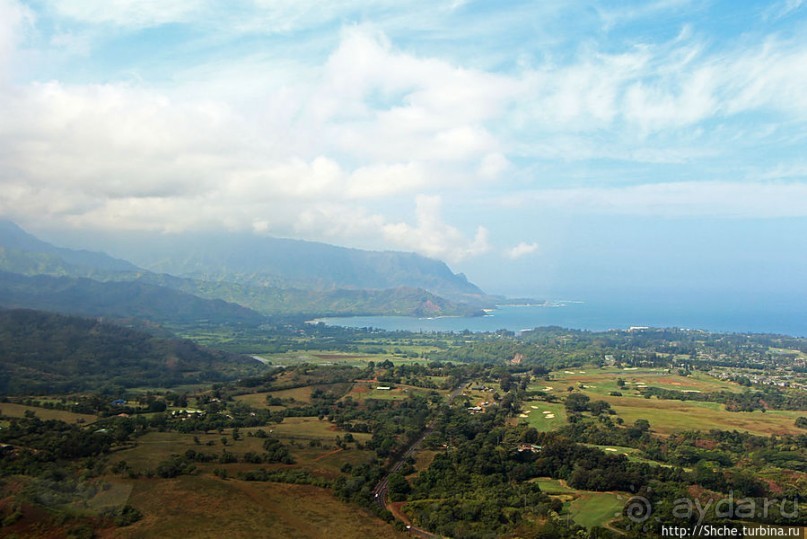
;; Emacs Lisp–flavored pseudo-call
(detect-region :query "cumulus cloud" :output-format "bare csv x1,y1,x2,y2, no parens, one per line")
381,196,490,263
2,5,807,265
505,242,539,260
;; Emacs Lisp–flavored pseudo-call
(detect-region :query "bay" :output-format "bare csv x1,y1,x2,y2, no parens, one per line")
314,297,807,337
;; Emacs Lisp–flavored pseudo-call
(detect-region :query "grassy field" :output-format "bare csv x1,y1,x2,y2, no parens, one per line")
109,423,376,481
569,492,625,529
542,367,743,399
258,350,433,368
517,401,567,432
267,417,351,440
407,449,439,479
0,403,97,424
530,477,577,494
595,395,805,436
531,366,804,436
105,475,408,539
529,478,626,529
234,382,356,409
341,383,439,402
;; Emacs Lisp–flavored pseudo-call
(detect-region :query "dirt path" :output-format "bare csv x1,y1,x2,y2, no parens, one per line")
313,447,344,462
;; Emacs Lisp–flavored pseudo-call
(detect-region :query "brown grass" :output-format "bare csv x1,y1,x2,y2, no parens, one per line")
0,403,97,424
100,475,408,539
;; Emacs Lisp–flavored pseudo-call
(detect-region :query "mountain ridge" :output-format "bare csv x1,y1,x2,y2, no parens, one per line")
100,230,489,304
0,220,492,318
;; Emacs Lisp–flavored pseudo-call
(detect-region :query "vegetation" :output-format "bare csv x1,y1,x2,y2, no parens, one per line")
0,309,259,394
0,307,806,537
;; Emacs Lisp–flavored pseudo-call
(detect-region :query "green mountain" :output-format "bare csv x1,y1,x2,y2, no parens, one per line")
141,275,483,317
0,309,258,394
0,221,491,317
93,230,492,305
0,271,266,326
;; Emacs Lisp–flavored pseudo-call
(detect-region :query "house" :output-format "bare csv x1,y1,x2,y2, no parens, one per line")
517,443,542,453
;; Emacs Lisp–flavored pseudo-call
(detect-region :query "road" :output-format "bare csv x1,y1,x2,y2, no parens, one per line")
372,382,468,538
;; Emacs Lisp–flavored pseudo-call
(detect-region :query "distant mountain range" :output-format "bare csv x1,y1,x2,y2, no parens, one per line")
92,229,489,305
0,220,495,321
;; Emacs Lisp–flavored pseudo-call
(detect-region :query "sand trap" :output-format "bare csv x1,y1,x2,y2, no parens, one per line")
578,371,586,374
519,414,529,418
564,371,575,374
543,386,554,391
531,406,539,409
605,448,618,452
543,410,552,414
546,414,555,419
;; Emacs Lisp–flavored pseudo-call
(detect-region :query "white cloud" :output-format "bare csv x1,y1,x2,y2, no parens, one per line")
505,242,539,260
380,195,490,263
45,0,206,28
3,8,807,267
290,195,489,263
763,0,804,21
0,0,32,75
346,162,427,198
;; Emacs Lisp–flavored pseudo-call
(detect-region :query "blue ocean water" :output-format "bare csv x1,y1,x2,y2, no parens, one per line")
315,296,807,337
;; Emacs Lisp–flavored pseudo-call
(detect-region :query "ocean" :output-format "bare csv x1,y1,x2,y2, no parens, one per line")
314,296,807,337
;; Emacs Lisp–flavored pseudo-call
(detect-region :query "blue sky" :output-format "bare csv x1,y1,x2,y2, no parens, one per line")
1,0,806,300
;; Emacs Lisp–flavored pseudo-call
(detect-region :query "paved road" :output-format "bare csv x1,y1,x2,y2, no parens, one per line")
372,382,468,538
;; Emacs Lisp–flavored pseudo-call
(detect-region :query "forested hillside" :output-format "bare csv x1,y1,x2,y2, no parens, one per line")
0,309,258,394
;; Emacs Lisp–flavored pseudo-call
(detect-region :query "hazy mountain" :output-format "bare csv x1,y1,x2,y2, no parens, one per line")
140,275,484,317
0,220,138,275
0,221,493,317
95,231,491,305
0,308,258,394
0,271,266,326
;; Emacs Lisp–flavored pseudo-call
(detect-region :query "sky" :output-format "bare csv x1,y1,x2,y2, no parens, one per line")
1,0,806,301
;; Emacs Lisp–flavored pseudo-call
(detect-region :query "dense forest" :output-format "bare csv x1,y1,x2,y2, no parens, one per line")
0,309,258,394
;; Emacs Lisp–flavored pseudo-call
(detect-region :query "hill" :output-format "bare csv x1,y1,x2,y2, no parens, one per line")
0,309,259,394
0,271,267,326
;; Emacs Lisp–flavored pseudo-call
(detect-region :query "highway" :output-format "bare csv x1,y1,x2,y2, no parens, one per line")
372,381,468,538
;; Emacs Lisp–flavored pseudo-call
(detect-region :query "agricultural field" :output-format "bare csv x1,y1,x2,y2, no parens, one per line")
0,402,97,424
